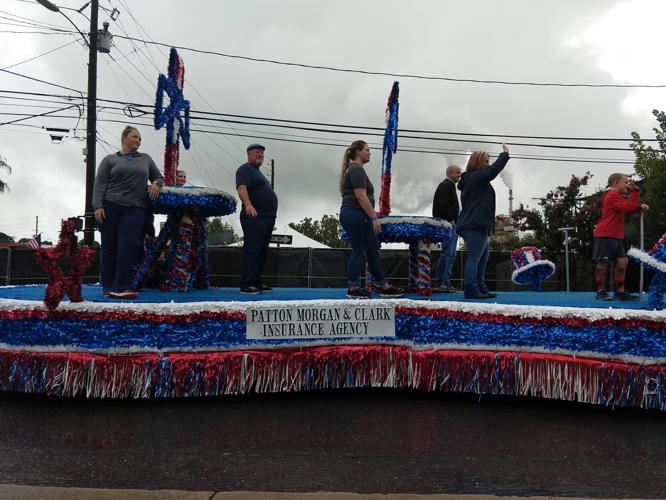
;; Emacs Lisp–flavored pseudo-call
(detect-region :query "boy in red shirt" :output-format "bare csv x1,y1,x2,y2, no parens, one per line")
592,173,649,301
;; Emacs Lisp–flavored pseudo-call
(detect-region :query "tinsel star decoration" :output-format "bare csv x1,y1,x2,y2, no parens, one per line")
154,47,191,186
33,219,97,311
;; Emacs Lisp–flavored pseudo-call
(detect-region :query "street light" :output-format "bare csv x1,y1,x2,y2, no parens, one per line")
35,0,90,48
36,0,111,246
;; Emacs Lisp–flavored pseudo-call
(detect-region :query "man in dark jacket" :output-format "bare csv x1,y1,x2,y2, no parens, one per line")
432,164,461,292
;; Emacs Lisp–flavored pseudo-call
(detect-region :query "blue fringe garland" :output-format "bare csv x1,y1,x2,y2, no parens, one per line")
149,188,236,217
1,312,664,359
341,216,452,244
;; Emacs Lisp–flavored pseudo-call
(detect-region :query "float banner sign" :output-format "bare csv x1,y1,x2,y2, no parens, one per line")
245,304,396,339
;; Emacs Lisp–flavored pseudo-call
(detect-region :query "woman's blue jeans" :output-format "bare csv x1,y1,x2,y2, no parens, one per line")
339,207,385,287
458,228,490,295
99,201,146,293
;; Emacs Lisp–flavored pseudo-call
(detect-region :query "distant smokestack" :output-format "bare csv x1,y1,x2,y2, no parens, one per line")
509,189,514,218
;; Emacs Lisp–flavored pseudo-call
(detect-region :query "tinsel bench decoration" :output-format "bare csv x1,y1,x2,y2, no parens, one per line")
132,186,237,291
375,215,451,295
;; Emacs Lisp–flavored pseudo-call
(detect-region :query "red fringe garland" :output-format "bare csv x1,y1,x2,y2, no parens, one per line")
0,308,246,322
0,346,663,409
163,143,179,186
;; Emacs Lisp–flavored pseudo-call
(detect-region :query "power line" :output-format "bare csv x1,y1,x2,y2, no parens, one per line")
103,100,658,145
179,115,644,152
0,104,78,126
4,18,665,89
0,9,69,30
89,115,638,165
0,68,83,94
104,2,246,173
101,6,240,187
0,39,79,71
107,34,666,89
0,24,73,34
108,1,247,157
0,90,654,159
0,89,657,149
0,105,644,162
0,99,648,159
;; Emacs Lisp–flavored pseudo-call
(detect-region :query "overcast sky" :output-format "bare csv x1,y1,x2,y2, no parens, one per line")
1,0,666,243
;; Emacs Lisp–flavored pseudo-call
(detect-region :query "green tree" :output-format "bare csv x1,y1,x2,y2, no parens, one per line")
512,173,600,255
631,109,666,243
489,218,542,251
18,237,53,246
206,217,241,246
0,232,14,243
289,214,350,248
0,156,10,193
511,173,604,288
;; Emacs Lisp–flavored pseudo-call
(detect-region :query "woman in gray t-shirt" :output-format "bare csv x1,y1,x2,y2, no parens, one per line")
92,126,163,299
338,140,402,299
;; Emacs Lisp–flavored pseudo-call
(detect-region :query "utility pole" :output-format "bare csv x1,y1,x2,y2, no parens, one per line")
558,227,575,292
36,0,107,247
270,158,275,189
83,0,99,247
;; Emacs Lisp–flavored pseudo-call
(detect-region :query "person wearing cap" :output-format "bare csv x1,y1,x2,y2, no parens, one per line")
235,144,278,294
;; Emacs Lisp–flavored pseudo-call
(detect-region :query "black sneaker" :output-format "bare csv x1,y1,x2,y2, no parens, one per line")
347,287,370,299
258,283,273,292
240,286,262,295
433,285,456,293
379,284,404,298
613,290,639,301
596,291,612,301
480,292,497,299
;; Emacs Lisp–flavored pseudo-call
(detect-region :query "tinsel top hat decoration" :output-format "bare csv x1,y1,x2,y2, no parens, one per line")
628,232,666,310
511,246,556,292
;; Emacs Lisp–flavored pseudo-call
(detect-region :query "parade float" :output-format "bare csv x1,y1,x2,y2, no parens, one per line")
0,50,663,411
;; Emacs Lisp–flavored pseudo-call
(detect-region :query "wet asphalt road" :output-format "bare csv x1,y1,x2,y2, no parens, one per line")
0,390,663,497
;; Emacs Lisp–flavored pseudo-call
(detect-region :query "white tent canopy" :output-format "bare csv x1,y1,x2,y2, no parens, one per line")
227,224,331,248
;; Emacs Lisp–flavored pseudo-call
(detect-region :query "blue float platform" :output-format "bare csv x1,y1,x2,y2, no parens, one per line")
0,285,650,309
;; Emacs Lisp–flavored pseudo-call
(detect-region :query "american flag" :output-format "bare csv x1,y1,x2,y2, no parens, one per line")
27,233,41,250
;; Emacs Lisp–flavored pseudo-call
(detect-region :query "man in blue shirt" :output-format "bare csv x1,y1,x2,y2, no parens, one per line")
236,144,278,294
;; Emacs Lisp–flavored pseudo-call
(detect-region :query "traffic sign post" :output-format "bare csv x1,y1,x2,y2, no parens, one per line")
269,233,292,288
270,234,293,246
